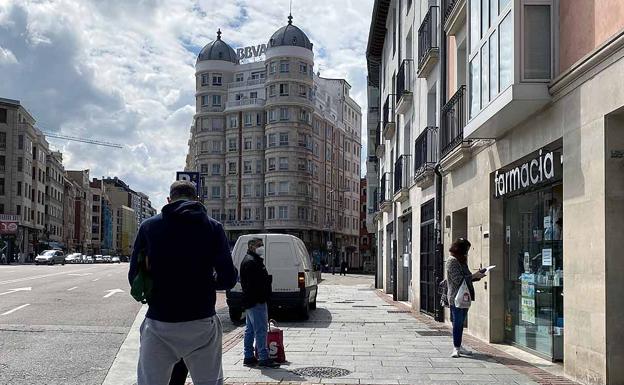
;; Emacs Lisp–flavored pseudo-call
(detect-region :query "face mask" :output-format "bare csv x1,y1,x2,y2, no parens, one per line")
255,246,265,256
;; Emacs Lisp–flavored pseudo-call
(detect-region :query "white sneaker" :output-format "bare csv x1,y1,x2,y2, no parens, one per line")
459,346,473,355
451,348,460,358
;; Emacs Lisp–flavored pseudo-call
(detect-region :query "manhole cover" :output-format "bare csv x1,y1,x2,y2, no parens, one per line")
416,330,452,336
291,366,351,378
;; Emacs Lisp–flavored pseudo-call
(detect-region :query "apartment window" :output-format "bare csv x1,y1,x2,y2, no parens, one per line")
268,158,276,171
279,157,288,170
17,157,23,172
255,207,262,220
244,113,253,126
279,107,289,121
248,91,257,99
229,116,238,128
228,138,237,152
267,206,275,219
268,133,276,147
228,209,236,220
0,178,4,196
244,161,252,174
267,182,275,195
256,113,262,126
228,162,237,175
212,95,222,107
212,73,222,86
243,208,252,220
200,163,209,173
212,118,224,131
299,109,309,122
269,61,276,74
299,62,307,73
279,83,289,96
17,181,22,196
278,181,289,195
201,95,209,106
244,137,252,150
269,85,276,97
392,7,397,56
201,73,209,86
255,183,262,197
523,4,552,80
211,209,220,219
211,186,221,198
243,184,252,197
279,60,289,73
298,85,307,97
0,132,5,150
227,184,236,198
235,73,244,82
278,206,288,219
279,133,289,146
211,140,222,153
256,137,263,150
251,71,265,79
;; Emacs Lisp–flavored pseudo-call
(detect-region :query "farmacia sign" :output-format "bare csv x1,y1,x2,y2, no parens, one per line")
494,150,559,198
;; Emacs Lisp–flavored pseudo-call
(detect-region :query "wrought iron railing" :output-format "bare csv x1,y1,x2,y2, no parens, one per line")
394,155,412,193
382,94,395,127
440,86,466,158
414,127,438,175
379,173,392,203
397,59,413,102
444,0,461,24
418,6,439,70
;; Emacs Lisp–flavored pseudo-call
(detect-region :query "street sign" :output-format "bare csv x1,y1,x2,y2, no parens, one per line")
176,171,201,197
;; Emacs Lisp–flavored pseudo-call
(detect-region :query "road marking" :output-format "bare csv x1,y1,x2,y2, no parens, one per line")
103,289,124,298
68,273,93,276
67,286,78,291
1,304,30,316
92,278,100,282
0,267,97,286
0,287,32,296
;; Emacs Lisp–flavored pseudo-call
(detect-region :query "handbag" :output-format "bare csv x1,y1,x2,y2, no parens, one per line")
454,279,472,309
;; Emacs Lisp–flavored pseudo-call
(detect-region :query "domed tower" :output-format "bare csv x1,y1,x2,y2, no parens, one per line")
263,15,316,237
192,29,238,218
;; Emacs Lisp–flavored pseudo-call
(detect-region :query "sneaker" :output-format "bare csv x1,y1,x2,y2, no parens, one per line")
451,348,460,358
459,346,473,356
243,357,258,367
258,359,280,368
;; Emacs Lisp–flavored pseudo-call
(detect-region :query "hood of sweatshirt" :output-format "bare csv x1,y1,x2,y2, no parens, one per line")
161,200,207,223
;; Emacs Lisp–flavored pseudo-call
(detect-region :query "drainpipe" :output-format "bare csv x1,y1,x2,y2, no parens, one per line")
434,0,447,323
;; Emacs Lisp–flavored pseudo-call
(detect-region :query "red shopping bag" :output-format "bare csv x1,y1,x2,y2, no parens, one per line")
267,320,286,363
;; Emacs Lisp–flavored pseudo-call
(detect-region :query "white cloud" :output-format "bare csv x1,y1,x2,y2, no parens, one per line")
0,0,374,209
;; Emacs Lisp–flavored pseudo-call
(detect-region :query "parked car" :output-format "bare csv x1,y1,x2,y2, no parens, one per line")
94,255,103,263
226,234,318,322
65,253,82,264
35,250,65,265
85,255,94,264
111,256,121,264
103,255,112,263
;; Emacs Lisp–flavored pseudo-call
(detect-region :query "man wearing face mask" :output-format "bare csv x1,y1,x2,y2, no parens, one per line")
239,238,279,368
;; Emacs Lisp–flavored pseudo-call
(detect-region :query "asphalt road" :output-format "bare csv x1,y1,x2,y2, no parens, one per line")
0,263,142,385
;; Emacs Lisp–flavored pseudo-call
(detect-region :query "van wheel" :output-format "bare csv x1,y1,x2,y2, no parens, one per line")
229,308,242,323
309,294,317,310
299,300,310,320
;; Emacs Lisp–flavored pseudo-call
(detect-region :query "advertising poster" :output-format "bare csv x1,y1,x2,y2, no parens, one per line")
522,281,535,297
521,298,536,324
542,248,553,266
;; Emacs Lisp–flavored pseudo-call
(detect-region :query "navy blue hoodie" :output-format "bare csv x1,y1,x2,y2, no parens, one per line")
128,200,237,322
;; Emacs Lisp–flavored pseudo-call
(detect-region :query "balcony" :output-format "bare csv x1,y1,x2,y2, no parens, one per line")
440,86,471,170
413,127,438,188
200,105,225,113
396,59,414,114
379,173,392,213
393,155,411,203
444,0,466,34
417,6,439,78
225,98,266,110
382,94,396,140
227,78,266,89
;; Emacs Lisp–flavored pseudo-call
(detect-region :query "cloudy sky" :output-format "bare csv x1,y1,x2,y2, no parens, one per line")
0,0,373,209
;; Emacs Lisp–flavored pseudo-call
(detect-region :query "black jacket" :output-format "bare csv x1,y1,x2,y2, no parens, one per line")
239,251,272,309
128,200,237,322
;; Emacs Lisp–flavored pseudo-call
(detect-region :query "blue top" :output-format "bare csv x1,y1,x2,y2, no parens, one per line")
128,200,237,322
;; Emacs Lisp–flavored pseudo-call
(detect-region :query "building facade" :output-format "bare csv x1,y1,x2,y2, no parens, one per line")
44,151,65,247
66,170,92,253
367,1,624,384
62,176,76,252
185,19,362,260
359,178,374,273
116,205,136,257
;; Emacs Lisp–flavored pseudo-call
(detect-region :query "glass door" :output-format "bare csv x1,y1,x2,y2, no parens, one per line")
420,200,436,315
503,184,563,361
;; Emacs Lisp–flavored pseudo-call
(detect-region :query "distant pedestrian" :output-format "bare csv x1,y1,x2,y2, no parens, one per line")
340,260,347,276
129,180,238,385
240,237,279,368
332,255,339,275
446,238,486,358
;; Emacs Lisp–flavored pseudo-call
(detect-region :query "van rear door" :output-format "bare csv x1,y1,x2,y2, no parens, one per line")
266,239,298,292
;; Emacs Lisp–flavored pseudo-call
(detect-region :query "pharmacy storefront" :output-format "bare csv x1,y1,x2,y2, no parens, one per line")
493,141,564,361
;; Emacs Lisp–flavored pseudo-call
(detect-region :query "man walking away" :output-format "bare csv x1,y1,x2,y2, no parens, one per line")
129,181,237,385
340,260,348,276
240,238,280,368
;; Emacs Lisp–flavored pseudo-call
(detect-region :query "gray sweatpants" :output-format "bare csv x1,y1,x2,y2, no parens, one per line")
137,315,223,385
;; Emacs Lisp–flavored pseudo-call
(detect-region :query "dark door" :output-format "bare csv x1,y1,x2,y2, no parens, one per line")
401,216,412,300
420,200,436,315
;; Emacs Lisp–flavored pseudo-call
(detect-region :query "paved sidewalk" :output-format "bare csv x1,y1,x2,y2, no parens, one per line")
219,274,542,384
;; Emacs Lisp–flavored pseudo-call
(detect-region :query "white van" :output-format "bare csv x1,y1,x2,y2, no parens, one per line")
226,234,318,321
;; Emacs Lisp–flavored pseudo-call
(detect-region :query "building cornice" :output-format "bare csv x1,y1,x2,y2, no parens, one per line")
549,28,624,99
